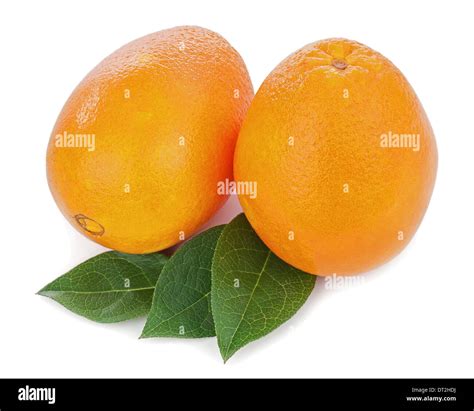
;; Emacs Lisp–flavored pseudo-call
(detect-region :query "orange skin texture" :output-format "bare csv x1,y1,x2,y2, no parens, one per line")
47,26,253,253
234,38,437,276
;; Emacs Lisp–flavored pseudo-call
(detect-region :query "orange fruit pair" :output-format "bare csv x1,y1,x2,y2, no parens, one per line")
47,29,437,276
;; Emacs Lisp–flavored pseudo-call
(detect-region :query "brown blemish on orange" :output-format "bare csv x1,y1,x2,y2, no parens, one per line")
74,214,105,236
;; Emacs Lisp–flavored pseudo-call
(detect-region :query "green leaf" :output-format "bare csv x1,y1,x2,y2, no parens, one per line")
141,225,224,339
38,251,168,323
211,214,316,362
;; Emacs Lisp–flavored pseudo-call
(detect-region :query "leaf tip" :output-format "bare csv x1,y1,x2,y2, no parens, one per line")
221,352,235,364
139,329,151,340
218,344,234,364
36,288,47,296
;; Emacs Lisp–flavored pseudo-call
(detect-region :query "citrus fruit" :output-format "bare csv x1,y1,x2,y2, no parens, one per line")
47,26,253,253
234,38,437,276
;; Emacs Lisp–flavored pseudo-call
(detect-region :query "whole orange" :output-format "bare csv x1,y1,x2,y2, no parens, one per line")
47,26,253,253
234,38,437,276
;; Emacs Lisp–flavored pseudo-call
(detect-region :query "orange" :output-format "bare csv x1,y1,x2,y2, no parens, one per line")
234,38,437,276
47,26,253,253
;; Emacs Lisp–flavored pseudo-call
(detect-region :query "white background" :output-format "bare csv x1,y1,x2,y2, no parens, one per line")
1,0,473,378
